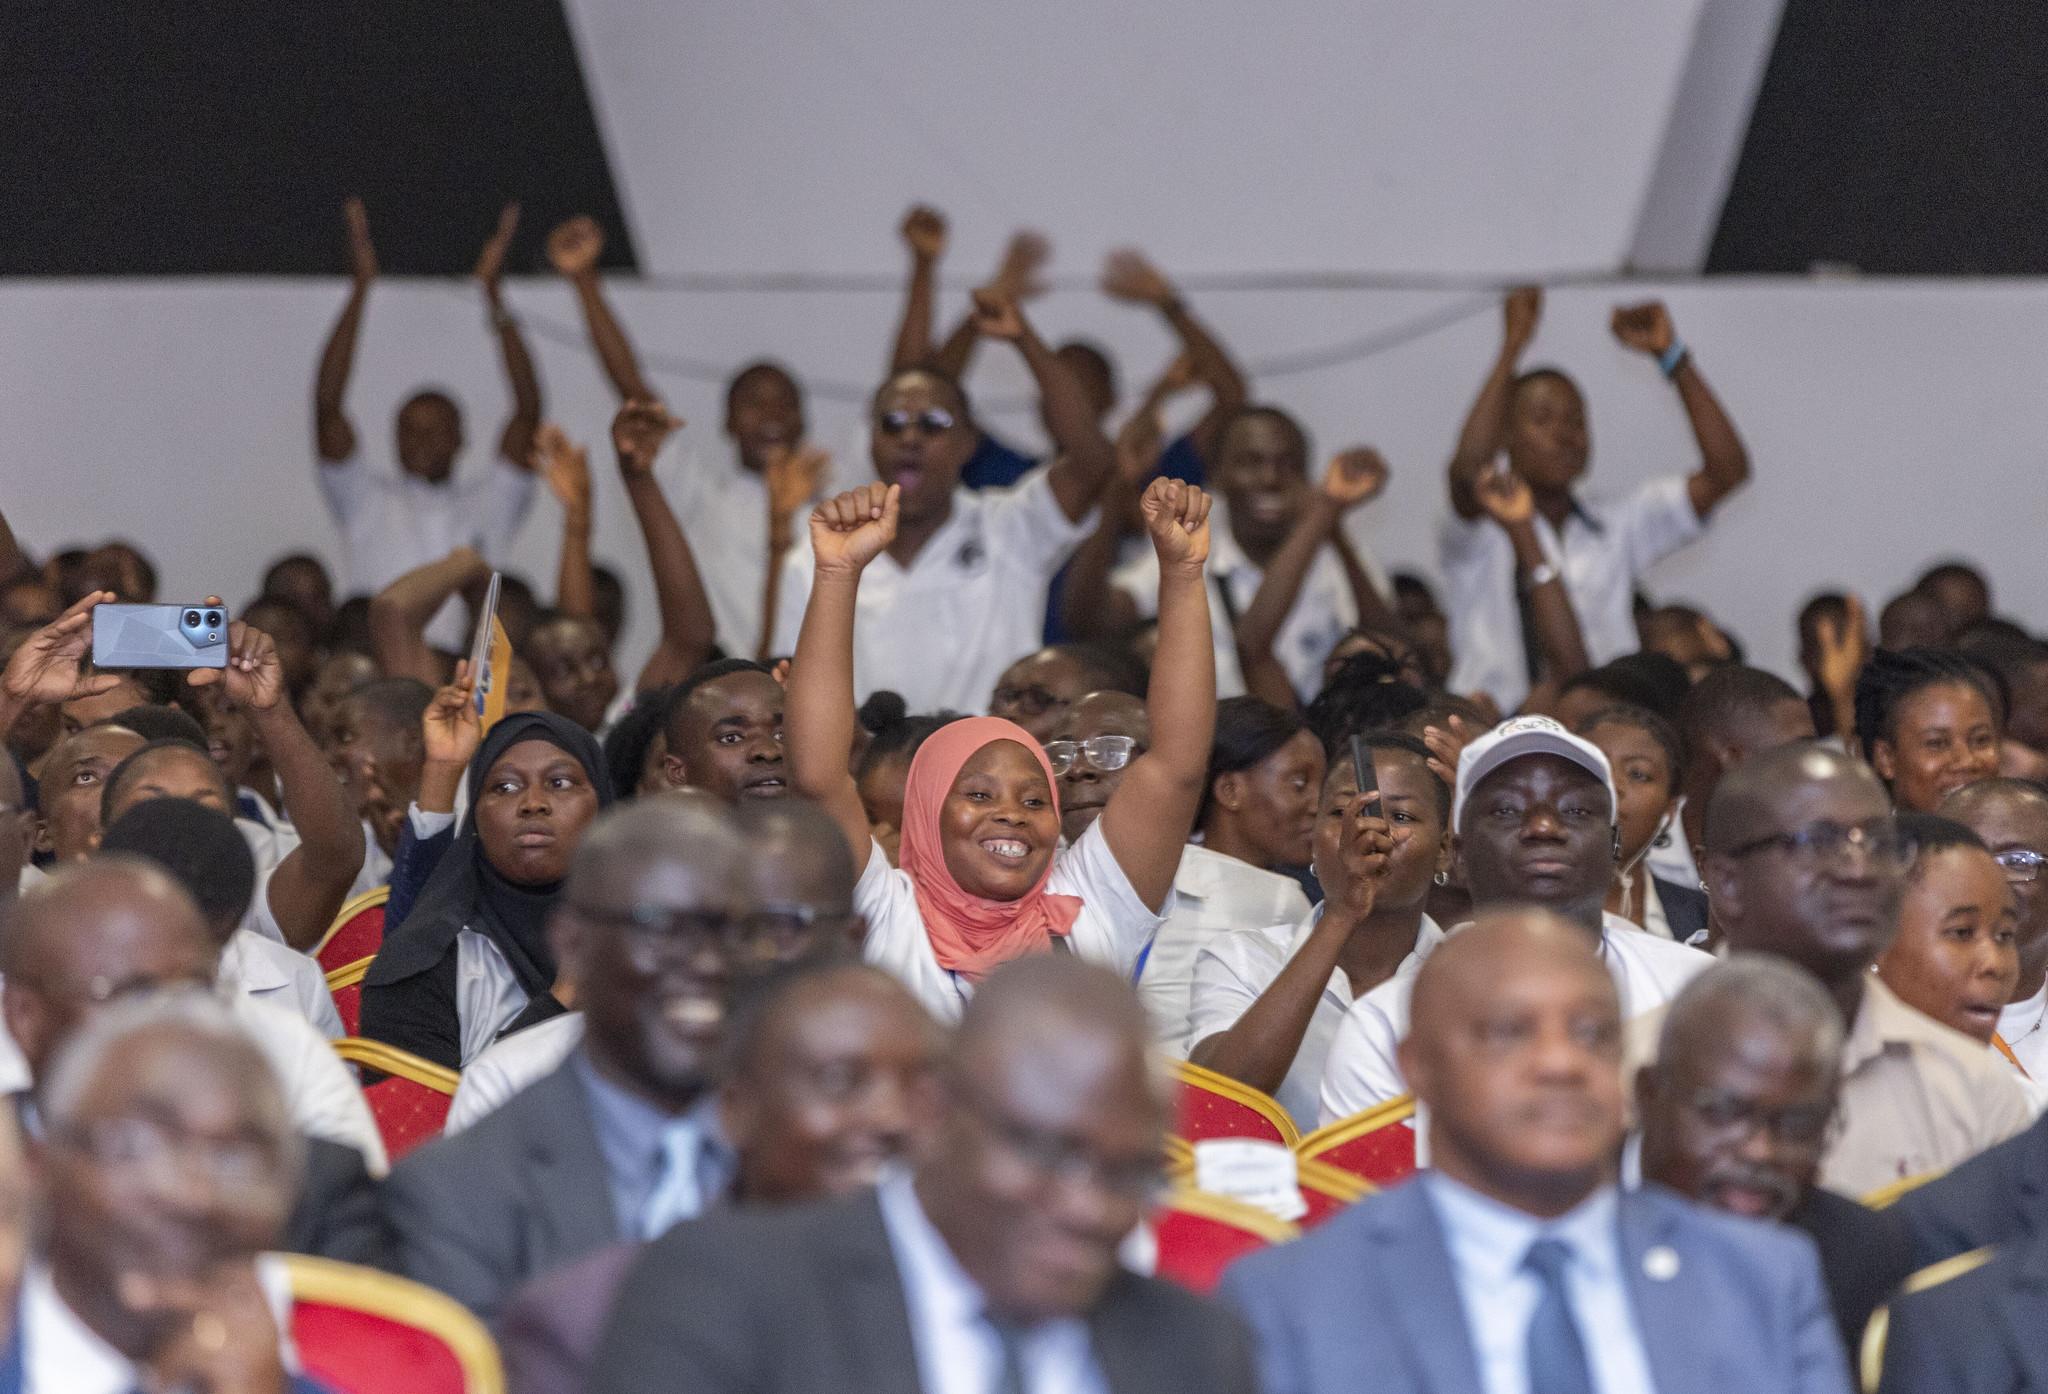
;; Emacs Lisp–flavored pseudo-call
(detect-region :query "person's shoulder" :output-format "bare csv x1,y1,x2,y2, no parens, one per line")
1095,1266,1254,1358
1229,1178,1418,1292
1631,1183,1823,1278
231,992,332,1056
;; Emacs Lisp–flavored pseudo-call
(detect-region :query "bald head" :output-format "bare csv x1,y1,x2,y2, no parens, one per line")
957,955,1156,1085
566,795,746,901
1703,741,1885,857
733,797,860,916
1657,956,1844,1079
1407,908,1617,1048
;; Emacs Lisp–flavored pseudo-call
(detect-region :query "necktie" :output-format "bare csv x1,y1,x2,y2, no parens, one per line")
639,1122,705,1239
984,1312,1030,1394
1523,1237,1595,1394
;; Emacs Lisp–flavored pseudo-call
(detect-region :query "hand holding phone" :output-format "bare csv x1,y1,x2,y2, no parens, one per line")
1349,734,1382,819
91,603,229,670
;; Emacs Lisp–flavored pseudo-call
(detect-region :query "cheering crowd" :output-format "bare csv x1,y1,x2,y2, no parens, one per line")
0,197,2042,1392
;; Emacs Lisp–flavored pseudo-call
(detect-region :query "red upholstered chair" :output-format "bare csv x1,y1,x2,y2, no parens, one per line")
1151,1190,1299,1294
332,1038,458,1162
1294,1157,1373,1229
1296,1096,1419,1186
324,958,370,1037
1171,1060,1300,1148
317,887,390,979
283,1253,503,1394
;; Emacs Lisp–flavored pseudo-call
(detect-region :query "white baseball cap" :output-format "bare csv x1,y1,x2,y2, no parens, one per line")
1451,715,1618,832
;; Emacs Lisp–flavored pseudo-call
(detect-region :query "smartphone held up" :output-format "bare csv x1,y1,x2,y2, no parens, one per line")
91,603,230,669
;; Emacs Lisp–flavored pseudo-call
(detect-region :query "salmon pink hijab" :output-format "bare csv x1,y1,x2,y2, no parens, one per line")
899,716,1083,982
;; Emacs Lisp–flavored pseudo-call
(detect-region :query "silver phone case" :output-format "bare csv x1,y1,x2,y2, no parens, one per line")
91,603,230,669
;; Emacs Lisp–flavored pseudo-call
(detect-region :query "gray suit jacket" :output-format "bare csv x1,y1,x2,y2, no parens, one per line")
1220,1178,1852,1394
587,1188,1259,1394
1881,1235,2048,1393
383,1058,618,1324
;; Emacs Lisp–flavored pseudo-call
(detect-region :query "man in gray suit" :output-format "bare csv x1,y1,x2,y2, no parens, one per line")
384,797,752,1322
589,956,1259,1394
1222,908,1852,1394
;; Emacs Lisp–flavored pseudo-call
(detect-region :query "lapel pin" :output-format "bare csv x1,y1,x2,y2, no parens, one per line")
1643,1246,1680,1281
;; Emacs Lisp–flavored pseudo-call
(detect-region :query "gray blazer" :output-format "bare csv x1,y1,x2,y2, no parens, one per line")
587,1188,1259,1394
383,1058,618,1324
1220,1179,1852,1394
1881,1235,2048,1394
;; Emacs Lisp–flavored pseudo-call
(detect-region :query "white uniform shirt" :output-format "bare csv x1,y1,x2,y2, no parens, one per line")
2000,978,2048,1082
316,453,536,648
858,818,1165,1024
1138,846,1310,1053
1318,913,1712,1126
1187,909,1445,1130
220,929,343,1039
453,931,530,1067
769,468,1093,712
1441,475,1703,712
444,1010,586,1135
1111,499,1387,702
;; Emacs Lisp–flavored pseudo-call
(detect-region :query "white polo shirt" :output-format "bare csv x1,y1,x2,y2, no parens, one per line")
1317,913,1711,1126
316,452,536,647
443,1010,585,1135
857,817,1165,1023
1136,845,1310,1054
1440,475,1704,712
220,929,343,1039
1187,908,1444,1130
768,467,1094,712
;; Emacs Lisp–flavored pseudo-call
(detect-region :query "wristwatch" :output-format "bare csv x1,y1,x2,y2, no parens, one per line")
1524,561,1560,589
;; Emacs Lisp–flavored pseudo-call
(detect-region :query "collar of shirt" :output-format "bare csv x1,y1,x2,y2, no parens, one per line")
1424,1171,1625,1290
220,930,294,995
1173,844,1298,906
572,1048,735,1220
1840,975,1950,1077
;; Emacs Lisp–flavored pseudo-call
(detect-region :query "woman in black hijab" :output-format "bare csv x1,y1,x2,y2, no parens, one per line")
360,710,614,1069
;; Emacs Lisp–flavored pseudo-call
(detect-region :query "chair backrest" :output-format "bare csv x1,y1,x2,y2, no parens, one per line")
317,887,390,978
1171,1059,1300,1147
332,1037,459,1162
1857,1246,1994,1394
325,957,371,1037
282,1252,503,1394
1295,1096,1419,1186
1862,1169,1943,1210
1151,1189,1300,1294
1294,1156,1373,1229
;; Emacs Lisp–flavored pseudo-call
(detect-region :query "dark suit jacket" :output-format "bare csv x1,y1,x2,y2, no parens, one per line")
588,1188,1259,1394
383,1057,617,1324
1893,1109,2048,1265
1787,1187,1919,1359
498,1242,636,1394
1220,1179,1851,1394
1653,875,1710,943
1881,1231,2048,1392
284,1136,391,1270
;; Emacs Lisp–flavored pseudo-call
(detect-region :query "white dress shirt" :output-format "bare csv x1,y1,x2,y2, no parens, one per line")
1441,475,1703,713
1139,846,1310,1053
1423,1175,1661,1394
858,818,1166,1024
316,452,536,648
1319,913,1712,1126
1999,977,2048,1082
444,1010,586,1135
220,929,343,1039
768,467,1093,712
21,1256,298,1394
876,1171,1108,1394
1186,908,1444,1130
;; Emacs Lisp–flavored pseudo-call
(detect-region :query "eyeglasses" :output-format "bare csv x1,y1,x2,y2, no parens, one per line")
1996,849,2048,884
570,902,836,970
956,1083,1166,1204
1043,735,1144,777
992,685,1068,719
876,407,957,438
1684,1088,1834,1148
56,1115,285,1190
1724,819,1906,871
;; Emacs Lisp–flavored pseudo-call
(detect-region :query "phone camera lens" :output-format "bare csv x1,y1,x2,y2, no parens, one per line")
206,611,222,627
184,611,201,626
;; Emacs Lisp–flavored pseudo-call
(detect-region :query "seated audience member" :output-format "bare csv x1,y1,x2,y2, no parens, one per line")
1440,288,1751,714
496,960,943,1394
1046,690,1149,846
323,675,431,862
100,799,342,1037
261,550,338,639
1224,911,1849,1394
298,650,378,745
1857,647,2002,813
787,479,1214,1021
1577,704,1705,940
1549,652,1693,732
1879,588,1950,654
987,643,1142,745
385,799,753,1321
313,199,540,648
1140,697,1322,1047
592,956,1258,1394
1943,778,2048,1078
2,857,385,1172
1188,733,1446,1127
21,991,344,1393
1668,661,1818,892
525,611,619,734
361,709,614,1070
768,292,1118,712
182,681,281,827
855,698,960,865
1671,741,2031,1194
27,723,142,866
660,660,788,802
601,683,677,801
1391,572,1453,686
1318,717,1712,1124
443,795,864,1133
1635,958,1919,1357
1917,559,1993,640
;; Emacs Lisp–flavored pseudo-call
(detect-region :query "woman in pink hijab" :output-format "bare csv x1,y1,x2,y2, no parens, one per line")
787,476,1218,1019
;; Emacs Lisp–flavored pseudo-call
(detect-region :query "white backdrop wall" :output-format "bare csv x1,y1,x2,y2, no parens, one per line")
1,275,2039,690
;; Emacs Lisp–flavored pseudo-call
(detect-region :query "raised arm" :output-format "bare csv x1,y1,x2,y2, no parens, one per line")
889,205,947,372
1096,479,1216,911
969,289,1115,521
788,484,904,866
1610,302,1751,518
1102,250,1248,460
929,230,1049,381
416,662,483,817
188,613,364,950
534,424,596,619
1054,412,1155,640
1236,449,1390,708
1446,286,1540,520
313,199,377,463
0,592,122,744
367,547,492,686
759,443,830,660
1473,467,1590,695
611,399,718,690
474,204,542,468
548,216,654,401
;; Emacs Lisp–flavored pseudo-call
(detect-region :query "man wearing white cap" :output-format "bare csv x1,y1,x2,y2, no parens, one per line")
1318,715,1713,1125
